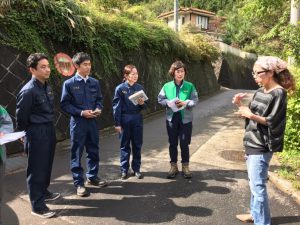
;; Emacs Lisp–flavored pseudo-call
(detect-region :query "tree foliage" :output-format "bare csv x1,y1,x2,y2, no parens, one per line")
280,67,300,189
220,0,300,188
127,0,239,15
0,0,219,76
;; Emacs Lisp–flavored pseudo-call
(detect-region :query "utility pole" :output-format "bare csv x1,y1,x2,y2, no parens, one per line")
174,0,179,32
289,0,300,64
290,0,300,25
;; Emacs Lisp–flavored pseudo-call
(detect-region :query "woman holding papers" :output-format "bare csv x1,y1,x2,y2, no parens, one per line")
0,105,13,225
112,64,148,180
158,61,198,179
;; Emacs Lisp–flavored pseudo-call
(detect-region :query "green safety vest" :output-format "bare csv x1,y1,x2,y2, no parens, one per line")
0,106,9,161
163,80,196,119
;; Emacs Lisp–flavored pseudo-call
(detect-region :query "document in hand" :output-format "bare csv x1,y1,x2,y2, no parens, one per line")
128,90,148,105
167,97,184,112
0,131,26,145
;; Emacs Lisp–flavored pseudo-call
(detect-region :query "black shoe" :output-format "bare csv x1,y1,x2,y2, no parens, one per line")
121,172,128,180
31,207,56,218
45,192,61,202
86,177,108,187
134,172,143,179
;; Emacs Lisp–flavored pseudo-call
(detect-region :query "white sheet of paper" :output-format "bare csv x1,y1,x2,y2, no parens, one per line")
0,131,26,145
128,90,148,105
167,98,184,112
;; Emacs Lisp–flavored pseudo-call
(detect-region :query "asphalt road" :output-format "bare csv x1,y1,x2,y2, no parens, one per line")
3,89,300,225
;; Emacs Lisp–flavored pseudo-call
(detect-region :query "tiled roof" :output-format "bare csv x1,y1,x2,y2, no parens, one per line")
158,7,216,18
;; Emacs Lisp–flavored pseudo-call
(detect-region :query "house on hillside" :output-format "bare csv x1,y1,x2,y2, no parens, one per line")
158,7,225,40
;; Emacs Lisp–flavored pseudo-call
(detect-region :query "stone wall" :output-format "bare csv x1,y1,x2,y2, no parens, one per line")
0,46,28,154
0,45,220,155
0,46,71,154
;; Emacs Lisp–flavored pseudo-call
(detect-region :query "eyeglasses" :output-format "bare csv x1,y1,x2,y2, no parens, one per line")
252,70,268,77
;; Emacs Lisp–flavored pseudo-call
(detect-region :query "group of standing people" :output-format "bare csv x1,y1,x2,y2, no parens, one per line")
0,52,296,225
3,52,198,219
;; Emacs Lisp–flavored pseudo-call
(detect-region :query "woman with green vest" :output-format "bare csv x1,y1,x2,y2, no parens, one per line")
157,61,198,179
0,105,13,225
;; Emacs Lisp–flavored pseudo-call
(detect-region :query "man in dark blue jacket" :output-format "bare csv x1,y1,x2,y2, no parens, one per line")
60,52,107,197
16,53,59,219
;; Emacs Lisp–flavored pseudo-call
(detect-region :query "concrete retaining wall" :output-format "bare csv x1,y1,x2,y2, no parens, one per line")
217,42,259,90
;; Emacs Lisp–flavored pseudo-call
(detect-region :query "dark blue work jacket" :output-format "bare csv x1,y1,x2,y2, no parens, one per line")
16,77,55,131
60,73,103,117
112,82,147,126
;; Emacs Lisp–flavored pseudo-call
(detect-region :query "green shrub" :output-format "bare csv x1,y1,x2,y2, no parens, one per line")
280,25,300,65
179,31,220,61
284,67,300,151
278,66,300,189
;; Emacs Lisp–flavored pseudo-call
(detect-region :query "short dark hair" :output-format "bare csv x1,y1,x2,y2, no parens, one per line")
72,52,91,66
168,60,186,77
26,53,48,69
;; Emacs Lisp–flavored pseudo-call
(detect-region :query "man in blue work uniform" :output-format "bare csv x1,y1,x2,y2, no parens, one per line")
16,53,60,219
60,52,107,197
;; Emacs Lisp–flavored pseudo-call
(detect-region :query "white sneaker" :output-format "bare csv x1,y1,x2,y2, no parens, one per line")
77,186,89,197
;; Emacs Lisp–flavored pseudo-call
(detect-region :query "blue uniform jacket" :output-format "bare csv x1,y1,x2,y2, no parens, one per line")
60,74,103,117
112,82,147,127
16,78,55,131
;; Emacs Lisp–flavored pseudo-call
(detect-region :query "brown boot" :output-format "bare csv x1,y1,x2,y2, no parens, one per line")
236,214,254,222
182,163,192,179
167,163,179,178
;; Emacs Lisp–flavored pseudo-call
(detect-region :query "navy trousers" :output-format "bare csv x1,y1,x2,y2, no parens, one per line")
120,114,143,173
166,113,192,163
70,117,99,187
25,123,56,212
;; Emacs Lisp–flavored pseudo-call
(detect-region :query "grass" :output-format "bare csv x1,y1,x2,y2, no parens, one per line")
277,149,300,190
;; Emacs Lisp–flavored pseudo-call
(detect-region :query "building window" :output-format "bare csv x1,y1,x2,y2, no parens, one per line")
182,17,185,24
196,15,208,29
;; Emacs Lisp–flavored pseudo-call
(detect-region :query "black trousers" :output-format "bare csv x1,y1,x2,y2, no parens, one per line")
166,113,192,164
25,123,56,212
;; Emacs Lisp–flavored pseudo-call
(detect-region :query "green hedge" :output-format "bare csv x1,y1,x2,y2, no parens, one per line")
0,0,219,78
279,67,300,189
